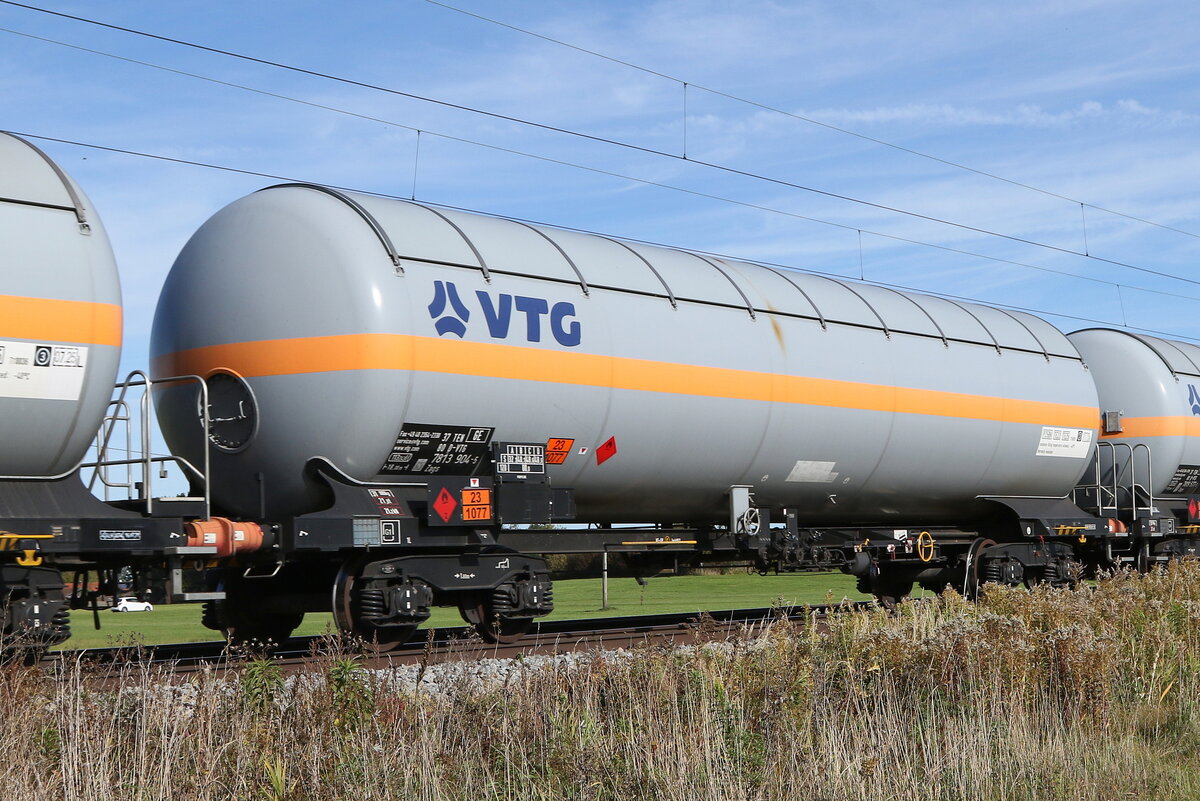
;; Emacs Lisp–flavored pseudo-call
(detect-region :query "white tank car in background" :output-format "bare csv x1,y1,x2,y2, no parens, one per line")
0,133,122,477
150,183,1100,524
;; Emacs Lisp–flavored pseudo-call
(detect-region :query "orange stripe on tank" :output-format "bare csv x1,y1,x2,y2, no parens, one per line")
153,333,1097,428
0,294,122,347
1101,416,1200,439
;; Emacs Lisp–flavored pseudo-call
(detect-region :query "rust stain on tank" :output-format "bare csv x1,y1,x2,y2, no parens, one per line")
765,301,786,352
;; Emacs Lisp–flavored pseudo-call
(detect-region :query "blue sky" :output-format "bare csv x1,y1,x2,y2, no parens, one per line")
4,0,1200,380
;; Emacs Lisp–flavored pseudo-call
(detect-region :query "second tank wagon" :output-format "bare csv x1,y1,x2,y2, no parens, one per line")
0,132,123,478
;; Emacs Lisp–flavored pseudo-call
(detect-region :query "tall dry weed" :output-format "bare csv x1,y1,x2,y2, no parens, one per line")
0,562,1198,799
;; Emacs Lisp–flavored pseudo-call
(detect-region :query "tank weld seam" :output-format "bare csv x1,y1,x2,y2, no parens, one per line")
508,220,590,297
398,199,491,281
803,273,891,338
602,237,677,308
265,183,403,270
870,285,949,348
991,308,1052,362
759,265,826,329
685,252,757,320
940,298,1002,355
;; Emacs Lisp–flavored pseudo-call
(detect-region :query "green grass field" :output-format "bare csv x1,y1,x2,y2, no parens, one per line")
60,570,869,650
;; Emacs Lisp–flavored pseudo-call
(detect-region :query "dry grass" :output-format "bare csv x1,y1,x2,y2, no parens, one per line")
3,562,1200,800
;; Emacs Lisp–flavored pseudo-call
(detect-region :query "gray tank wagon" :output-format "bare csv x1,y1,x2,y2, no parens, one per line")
1069,329,1200,564
0,133,182,651
150,184,1101,527
0,132,123,477
144,182,1177,636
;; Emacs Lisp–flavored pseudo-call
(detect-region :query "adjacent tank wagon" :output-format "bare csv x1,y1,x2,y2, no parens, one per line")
1069,329,1200,562
0,132,122,477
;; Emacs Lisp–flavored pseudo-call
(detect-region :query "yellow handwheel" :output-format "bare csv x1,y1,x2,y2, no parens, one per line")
916,530,935,563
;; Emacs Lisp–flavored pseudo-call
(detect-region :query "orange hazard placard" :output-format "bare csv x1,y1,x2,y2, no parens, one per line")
461,504,493,521
461,488,492,506
545,437,575,465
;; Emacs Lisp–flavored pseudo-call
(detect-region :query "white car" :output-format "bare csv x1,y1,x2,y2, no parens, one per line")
111,598,154,612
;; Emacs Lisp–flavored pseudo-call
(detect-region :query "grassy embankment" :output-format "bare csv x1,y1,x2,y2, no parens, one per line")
62,570,874,649
12,561,1200,800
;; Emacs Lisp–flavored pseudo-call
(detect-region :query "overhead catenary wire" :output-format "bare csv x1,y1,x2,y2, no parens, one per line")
1,26,1196,303
8,130,1199,345
1,0,1198,293
419,0,1200,242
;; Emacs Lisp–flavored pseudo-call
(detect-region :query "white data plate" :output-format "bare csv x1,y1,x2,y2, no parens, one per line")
0,340,88,401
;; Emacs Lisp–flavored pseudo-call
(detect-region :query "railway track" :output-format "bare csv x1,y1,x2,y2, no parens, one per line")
49,602,873,681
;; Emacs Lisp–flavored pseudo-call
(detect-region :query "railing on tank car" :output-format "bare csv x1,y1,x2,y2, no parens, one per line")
1073,441,1154,524
83,371,213,521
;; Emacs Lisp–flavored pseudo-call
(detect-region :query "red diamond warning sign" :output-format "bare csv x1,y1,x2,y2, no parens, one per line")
432,487,458,523
596,436,617,465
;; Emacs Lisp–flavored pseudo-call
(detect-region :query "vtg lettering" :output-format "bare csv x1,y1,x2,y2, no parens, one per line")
476,292,581,347
428,280,581,347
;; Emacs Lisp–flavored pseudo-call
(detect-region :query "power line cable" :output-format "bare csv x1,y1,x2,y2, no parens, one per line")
2,0,1197,291
419,0,1200,241
1,25,1193,302
8,129,1197,343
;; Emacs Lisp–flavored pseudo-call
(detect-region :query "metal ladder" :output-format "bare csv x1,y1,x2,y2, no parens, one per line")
84,370,213,520
1072,441,1155,524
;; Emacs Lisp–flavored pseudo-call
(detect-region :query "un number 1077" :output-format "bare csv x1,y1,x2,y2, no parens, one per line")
462,504,492,521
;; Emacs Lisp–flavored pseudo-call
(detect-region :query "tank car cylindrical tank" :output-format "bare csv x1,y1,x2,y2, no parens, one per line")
1068,329,1200,498
151,184,1100,523
0,132,122,476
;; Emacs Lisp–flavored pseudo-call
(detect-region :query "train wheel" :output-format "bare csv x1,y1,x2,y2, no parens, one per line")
331,559,416,653
875,582,913,611
230,611,304,649
1135,541,1154,574
203,598,303,650
458,594,533,644
855,567,913,609
962,538,997,599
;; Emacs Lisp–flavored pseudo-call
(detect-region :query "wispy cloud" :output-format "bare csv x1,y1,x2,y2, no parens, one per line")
798,100,1199,129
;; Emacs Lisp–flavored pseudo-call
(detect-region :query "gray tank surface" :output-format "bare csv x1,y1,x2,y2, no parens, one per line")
1069,329,1200,498
152,184,1099,522
0,132,122,477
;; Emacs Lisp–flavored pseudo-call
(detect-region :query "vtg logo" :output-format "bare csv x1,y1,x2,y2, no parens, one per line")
428,281,581,347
